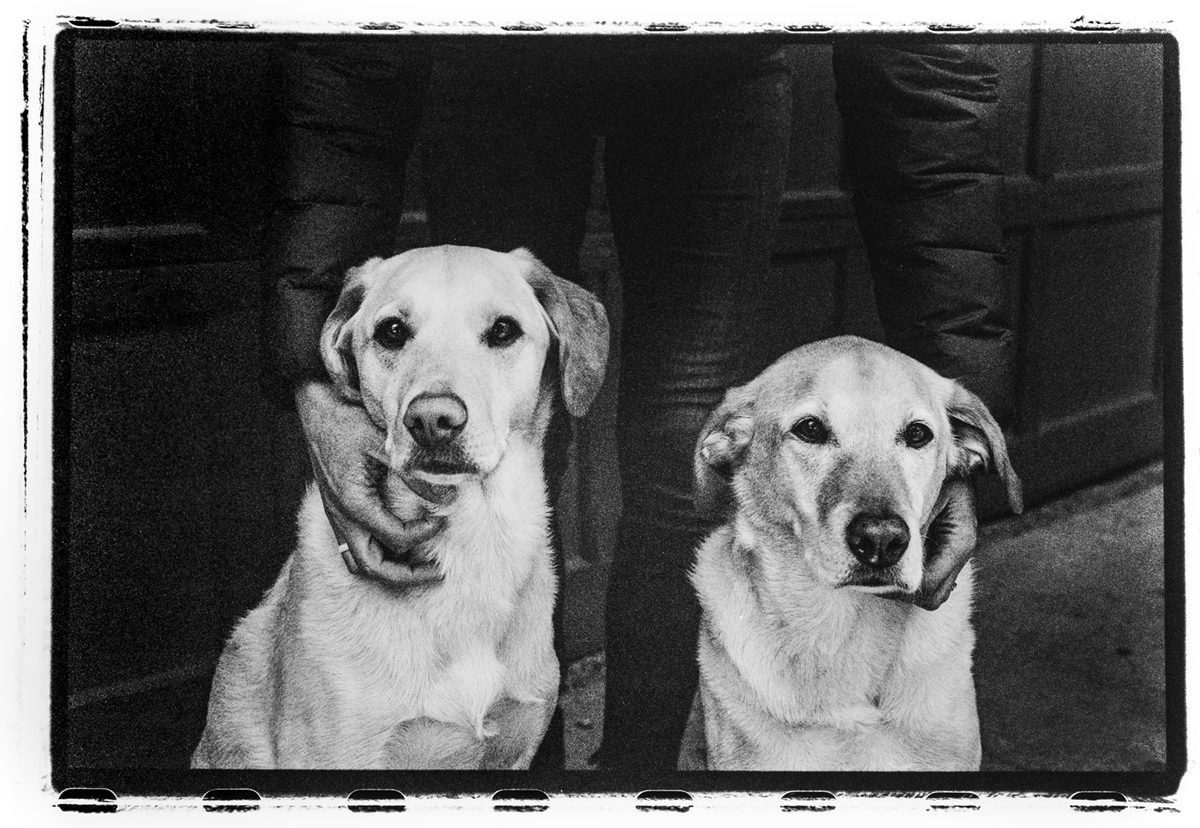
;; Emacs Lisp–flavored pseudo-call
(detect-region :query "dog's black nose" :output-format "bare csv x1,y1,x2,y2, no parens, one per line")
846,512,910,569
404,393,468,447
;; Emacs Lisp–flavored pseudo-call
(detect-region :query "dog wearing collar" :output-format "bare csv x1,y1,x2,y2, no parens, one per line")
192,246,609,769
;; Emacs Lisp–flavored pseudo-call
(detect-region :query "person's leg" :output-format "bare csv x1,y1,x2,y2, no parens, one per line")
420,46,597,770
263,39,430,400
594,48,795,770
420,44,595,283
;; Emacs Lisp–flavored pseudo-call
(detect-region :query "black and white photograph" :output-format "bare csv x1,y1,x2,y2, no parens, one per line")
23,7,1184,812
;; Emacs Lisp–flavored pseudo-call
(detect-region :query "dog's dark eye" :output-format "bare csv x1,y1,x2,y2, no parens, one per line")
373,318,411,350
790,417,828,444
904,422,934,448
485,316,523,348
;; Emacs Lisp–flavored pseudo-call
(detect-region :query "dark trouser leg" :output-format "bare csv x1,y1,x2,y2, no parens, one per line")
421,53,595,769
263,40,430,395
419,47,594,284
594,51,794,771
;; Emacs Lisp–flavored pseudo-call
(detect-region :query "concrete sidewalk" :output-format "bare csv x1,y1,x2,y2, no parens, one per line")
561,463,1167,771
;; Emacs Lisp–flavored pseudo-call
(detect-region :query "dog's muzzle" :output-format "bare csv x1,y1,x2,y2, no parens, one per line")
404,392,468,448
399,392,480,476
845,512,909,570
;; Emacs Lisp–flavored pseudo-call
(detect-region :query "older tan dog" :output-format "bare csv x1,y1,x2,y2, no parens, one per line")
691,335,1021,770
192,246,608,769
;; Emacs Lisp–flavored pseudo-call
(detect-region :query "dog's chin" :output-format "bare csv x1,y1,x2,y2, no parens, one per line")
392,446,489,503
398,467,473,504
382,542,440,572
835,562,914,595
840,580,911,596
804,542,907,593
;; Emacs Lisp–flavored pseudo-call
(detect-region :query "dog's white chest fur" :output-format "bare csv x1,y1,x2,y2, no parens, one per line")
194,461,558,769
307,480,543,732
286,459,553,744
693,525,981,771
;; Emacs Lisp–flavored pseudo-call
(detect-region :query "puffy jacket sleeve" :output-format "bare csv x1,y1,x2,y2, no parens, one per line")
833,43,1015,423
260,40,428,405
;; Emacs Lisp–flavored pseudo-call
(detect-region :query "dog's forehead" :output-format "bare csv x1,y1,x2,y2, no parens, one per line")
820,351,934,406
759,338,944,419
362,247,539,320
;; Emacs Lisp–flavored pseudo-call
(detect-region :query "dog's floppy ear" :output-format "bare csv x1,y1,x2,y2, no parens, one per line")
947,383,1023,514
694,384,756,516
318,258,379,403
512,248,610,417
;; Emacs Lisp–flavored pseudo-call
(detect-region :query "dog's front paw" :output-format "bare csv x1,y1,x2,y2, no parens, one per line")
381,717,484,769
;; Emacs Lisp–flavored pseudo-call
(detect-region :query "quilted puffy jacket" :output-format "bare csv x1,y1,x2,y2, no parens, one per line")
833,43,1013,423
260,40,428,407
262,39,1013,422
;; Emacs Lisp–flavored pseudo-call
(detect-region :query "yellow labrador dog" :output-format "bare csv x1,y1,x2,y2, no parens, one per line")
691,336,1021,771
192,246,608,769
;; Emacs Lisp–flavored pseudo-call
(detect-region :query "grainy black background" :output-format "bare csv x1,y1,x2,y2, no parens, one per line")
54,28,1174,789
